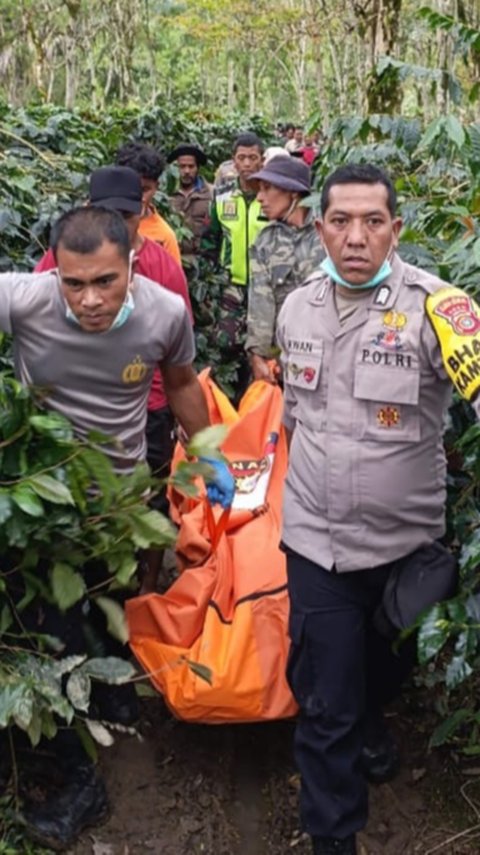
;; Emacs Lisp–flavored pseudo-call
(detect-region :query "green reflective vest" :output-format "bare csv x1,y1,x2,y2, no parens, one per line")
215,189,266,286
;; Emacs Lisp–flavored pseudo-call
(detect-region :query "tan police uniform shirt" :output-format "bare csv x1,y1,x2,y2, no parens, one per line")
277,253,480,572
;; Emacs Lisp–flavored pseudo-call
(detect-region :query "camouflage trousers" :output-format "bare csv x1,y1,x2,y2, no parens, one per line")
217,283,248,353
216,283,251,402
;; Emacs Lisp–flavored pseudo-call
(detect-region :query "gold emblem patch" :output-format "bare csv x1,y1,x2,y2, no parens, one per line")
377,406,400,428
383,310,407,331
122,355,147,384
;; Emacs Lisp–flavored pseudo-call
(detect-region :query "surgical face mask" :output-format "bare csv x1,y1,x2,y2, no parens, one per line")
320,254,392,290
63,248,135,330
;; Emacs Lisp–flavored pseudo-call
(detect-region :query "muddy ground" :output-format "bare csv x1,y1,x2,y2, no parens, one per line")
70,691,480,855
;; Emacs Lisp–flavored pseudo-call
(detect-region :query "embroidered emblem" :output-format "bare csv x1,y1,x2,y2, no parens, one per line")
303,367,316,383
288,362,303,379
222,200,238,219
374,286,391,306
122,355,147,384
377,406,400,428
433,294,480,336
373,310,408,351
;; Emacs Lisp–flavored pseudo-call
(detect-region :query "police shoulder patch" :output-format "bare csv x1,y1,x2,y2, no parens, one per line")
426,286,480,402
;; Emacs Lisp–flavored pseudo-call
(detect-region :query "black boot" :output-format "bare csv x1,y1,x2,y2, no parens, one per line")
23,762,109,851
313,834,357,854
361,708,400,784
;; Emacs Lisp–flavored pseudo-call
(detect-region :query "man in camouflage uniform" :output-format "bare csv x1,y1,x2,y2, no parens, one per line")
202,132,267,397
246,156,324,382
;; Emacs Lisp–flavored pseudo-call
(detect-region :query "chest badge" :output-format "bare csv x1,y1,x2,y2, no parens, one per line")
222,200,238,220
373,310,408,351
122,355,147,384
377,406,401,428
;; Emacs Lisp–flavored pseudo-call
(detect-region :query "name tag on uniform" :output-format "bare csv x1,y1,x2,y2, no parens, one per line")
222,200,238,220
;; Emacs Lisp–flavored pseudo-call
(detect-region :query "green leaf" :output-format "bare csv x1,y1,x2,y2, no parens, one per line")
13,690,34,730
40,710,58,741
445,655,473,689
110,553,138,586
66,670,92,712
28,473,74,505
417,604,450,663
81,656,136,685
12,484,44,517
429,708,472,748
128,509,176,549
135,682,158,699
445,115,466,149
186,424,228,458
86,719,114,747
0,490,12,523
74,720,98,762
417,117,444,150
0,604,12,635
182,657,213,685
95,596,129,644
29,412,73,439
26,710,43,746
473,238,480,268
50,562,86,611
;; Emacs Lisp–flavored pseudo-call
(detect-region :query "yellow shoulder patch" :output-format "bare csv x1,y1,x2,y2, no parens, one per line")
426,287,480,402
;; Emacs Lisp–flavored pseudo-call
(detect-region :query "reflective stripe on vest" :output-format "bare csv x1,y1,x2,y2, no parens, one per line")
216,193,266,285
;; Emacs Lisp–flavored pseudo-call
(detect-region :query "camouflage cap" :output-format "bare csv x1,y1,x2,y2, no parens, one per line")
248,155,311,193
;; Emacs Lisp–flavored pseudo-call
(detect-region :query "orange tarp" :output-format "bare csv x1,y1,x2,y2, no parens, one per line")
126,372,297,723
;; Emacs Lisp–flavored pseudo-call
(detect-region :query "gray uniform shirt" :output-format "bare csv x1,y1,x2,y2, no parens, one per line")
277,253,480,572
0,271,195,472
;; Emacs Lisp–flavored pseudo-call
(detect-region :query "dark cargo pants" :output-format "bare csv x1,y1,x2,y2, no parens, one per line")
285,548,416,839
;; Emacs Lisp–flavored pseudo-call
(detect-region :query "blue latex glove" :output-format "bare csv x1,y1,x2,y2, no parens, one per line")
199,456,235,509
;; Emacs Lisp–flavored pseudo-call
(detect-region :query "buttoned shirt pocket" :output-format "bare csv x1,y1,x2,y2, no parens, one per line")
353,363,420,442
284,343,326,430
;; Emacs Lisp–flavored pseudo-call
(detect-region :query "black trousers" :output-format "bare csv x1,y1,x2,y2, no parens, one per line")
285,548,416,839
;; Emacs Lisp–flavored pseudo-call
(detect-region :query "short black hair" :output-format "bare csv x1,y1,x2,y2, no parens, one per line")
321,164,397,217
116,142,165,181
285,123,294,132
233,132,264,154
51,207,130,262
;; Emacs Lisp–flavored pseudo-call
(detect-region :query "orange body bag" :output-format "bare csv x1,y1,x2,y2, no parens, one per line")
126,372,297,723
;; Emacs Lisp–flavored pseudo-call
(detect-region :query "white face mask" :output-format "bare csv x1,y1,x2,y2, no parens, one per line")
62,248,135,330
321,249,393,290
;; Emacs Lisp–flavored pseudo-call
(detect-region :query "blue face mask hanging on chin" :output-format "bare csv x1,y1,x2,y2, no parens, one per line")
64,249,136,330
321,255,392,291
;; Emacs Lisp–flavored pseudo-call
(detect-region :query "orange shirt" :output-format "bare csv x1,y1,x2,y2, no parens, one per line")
138,207,182,265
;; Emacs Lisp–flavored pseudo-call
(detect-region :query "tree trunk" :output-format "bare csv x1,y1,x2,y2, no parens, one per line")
248,53,255,114
227,55,235,110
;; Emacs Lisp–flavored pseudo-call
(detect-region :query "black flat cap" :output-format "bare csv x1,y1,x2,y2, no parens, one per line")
89,166,142,214
167,143,207,165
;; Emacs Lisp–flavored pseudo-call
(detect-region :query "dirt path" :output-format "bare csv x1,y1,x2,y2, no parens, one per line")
70,696,480,855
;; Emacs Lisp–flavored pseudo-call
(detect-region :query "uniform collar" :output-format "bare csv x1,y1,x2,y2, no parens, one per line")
308,252,406,309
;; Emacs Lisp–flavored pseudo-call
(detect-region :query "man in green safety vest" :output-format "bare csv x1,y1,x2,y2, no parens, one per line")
202,132,268,396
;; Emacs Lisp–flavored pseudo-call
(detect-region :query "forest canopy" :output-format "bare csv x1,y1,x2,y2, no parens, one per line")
0,1,479,122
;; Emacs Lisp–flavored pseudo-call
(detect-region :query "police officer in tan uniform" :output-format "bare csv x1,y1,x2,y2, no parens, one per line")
277,164,480,855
